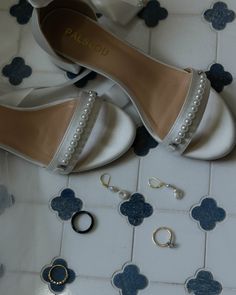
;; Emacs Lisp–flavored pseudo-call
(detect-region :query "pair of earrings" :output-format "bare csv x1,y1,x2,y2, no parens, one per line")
100,174,184,200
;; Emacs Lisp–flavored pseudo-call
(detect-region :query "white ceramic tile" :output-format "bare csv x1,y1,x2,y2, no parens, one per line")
161,0,213,14
218,22,236,78
69,150,139,207
211,149,236,214
142,282,185,295
100,18,150,53
133,211,205,283
0,203,62,272
0,12,20,68
0,272,52,295
139,146,210,211
68,277,115,295
150,15,217,69
223,0,236,11
223,289,236,295
206,216,236,289
7,154,67,204
61,207,133,278
0,0,18,10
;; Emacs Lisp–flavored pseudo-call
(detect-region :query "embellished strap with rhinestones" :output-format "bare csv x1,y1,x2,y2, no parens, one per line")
47,91,102,174
162,69,211,154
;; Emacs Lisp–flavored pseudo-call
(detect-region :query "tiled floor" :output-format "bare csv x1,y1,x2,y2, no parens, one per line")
0,0,236,294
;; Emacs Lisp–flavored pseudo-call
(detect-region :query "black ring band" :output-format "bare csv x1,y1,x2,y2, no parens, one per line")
71,211,94,234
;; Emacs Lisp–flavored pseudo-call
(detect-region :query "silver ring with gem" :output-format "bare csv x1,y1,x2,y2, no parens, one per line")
152,227,176,248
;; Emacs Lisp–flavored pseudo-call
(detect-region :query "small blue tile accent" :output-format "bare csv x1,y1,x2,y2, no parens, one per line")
138,0,168,28
113,264,148,295
191,197,226,231
186,270,222,295
51,189,83,221
41,258,75,294
206,63,233,93
132,126,158,157
120,193,153,226
2,57,32,86
204,2,235,31
10,0,33,25
0,185,14,216
66,67,97,88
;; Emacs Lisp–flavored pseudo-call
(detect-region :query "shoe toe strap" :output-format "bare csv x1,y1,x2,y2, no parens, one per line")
162,69,211,154
47,91,102,174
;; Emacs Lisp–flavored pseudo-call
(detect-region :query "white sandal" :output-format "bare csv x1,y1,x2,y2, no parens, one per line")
29,0,235,160
0,90,135,174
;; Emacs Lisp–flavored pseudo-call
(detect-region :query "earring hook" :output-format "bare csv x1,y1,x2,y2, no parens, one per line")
100,173,111,188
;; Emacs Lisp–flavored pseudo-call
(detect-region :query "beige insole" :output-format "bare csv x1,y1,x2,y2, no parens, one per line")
0,100,77,165
41,8,191,139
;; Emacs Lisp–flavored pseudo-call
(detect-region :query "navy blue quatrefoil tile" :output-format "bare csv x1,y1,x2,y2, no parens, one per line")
10,0,33,25
51,189,83,221
191,197,226,231
113,264,148,295
132,125,158,157
206,63,233,93
120,193,153,226
2,57,32,86
204,2,235,31
138,0,168,28
66,67,97,88
186,270,222,295
41,257,75,294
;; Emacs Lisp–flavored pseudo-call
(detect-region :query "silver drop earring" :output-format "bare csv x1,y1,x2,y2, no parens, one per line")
148,177,184,200
100,173,130,200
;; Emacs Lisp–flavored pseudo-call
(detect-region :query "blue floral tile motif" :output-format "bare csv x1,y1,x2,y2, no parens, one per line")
41,258,75,294
132,126,158,157
2,57,32,86
206,63,233,93
191,198,226,231
204,2,235,31
10,0,33,25
0,185,14,216
113,264,148,295
186,270,222,295
51,189,83,221
138,0,168,28
120,193,153,226
66,67,97,88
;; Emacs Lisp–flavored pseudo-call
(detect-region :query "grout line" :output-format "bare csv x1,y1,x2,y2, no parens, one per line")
130,159,141,261
148,29,152,55
149,281,184,286
130,226,136,261
16,26,23,55
59,222,65,256
168,13,203,16
203,232,207,268
216,32,219,62
208,162,212,195
58,176,69,256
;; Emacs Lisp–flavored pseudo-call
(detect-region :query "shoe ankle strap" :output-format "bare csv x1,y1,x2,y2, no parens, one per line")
28,0,53,8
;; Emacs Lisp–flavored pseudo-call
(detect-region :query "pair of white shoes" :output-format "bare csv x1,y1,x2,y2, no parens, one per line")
0,0,235,174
